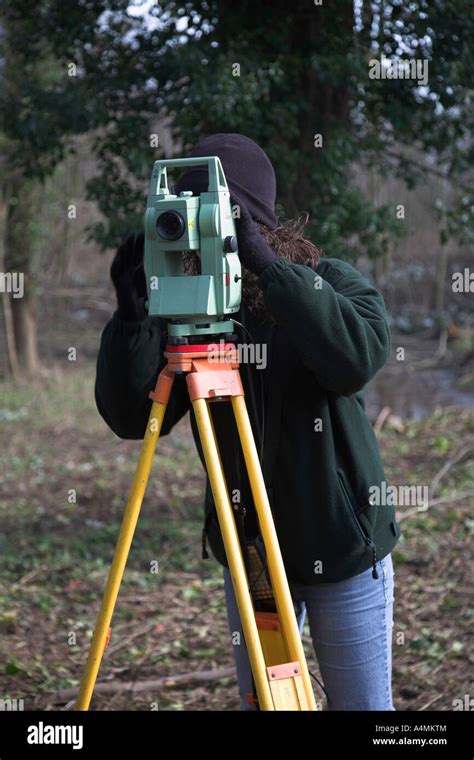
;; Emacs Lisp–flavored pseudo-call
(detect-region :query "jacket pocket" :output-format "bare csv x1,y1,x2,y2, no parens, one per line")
338,470,381,579
337,470,375,548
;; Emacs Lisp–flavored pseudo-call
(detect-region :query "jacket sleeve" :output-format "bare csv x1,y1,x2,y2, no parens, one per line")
95,312,191,439
258,257,391,396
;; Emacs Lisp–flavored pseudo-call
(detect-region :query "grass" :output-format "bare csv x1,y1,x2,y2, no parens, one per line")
0,363,472,710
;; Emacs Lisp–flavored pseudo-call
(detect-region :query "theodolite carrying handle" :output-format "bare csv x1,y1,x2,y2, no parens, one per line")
148,156,229,197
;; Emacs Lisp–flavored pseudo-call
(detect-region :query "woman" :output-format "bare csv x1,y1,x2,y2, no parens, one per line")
95,133,400,711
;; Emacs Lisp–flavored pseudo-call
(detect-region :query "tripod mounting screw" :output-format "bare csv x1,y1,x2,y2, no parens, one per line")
168,337,188,345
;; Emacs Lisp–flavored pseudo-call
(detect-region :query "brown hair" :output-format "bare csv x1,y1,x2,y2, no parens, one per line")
183,216,322,317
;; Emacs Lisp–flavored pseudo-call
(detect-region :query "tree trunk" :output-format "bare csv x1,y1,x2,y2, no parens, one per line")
4,179,40,378
279,1,352,217
1,290,20,380
10,297,39,376
214,0,353,220
434,174,450,336
434,243,449,333
0,189,20,380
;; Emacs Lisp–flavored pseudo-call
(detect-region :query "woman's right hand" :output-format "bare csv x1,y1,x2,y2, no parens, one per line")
110,232,147,322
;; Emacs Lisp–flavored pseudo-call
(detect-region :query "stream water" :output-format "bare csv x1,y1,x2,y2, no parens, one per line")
360,330,474,421
365,364,474,421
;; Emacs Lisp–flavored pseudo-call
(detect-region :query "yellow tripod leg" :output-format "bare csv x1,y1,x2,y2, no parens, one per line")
191,398,275,711
231,395,317,711
75,400,167,710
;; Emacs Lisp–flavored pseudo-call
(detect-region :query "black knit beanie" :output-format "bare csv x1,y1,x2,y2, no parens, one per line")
173,133,278,230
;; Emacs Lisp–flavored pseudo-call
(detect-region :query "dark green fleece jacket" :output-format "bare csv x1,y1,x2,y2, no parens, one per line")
95,256,400,585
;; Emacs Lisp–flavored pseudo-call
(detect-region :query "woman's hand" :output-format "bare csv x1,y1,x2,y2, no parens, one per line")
231,194,278,276
110,232,147,321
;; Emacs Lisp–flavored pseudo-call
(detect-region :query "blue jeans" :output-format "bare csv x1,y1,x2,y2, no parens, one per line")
223,553,395,710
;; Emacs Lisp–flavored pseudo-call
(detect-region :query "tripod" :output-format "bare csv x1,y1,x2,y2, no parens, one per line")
75,339,317,711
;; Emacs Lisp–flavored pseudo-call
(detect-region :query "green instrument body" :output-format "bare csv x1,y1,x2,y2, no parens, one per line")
144,157,241,339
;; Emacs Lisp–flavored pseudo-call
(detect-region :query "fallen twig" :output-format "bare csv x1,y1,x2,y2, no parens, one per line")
420,693,443,711
44,667,237,705
11,565,48,588
397,489,474,521
374,406,391,434
429,444,474,499
396,444,474,522
106,623,157,656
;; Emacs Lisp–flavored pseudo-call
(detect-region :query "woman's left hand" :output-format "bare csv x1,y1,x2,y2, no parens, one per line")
231,193,278,275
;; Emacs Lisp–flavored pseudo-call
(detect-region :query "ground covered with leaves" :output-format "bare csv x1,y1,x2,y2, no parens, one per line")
0,361,472,711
